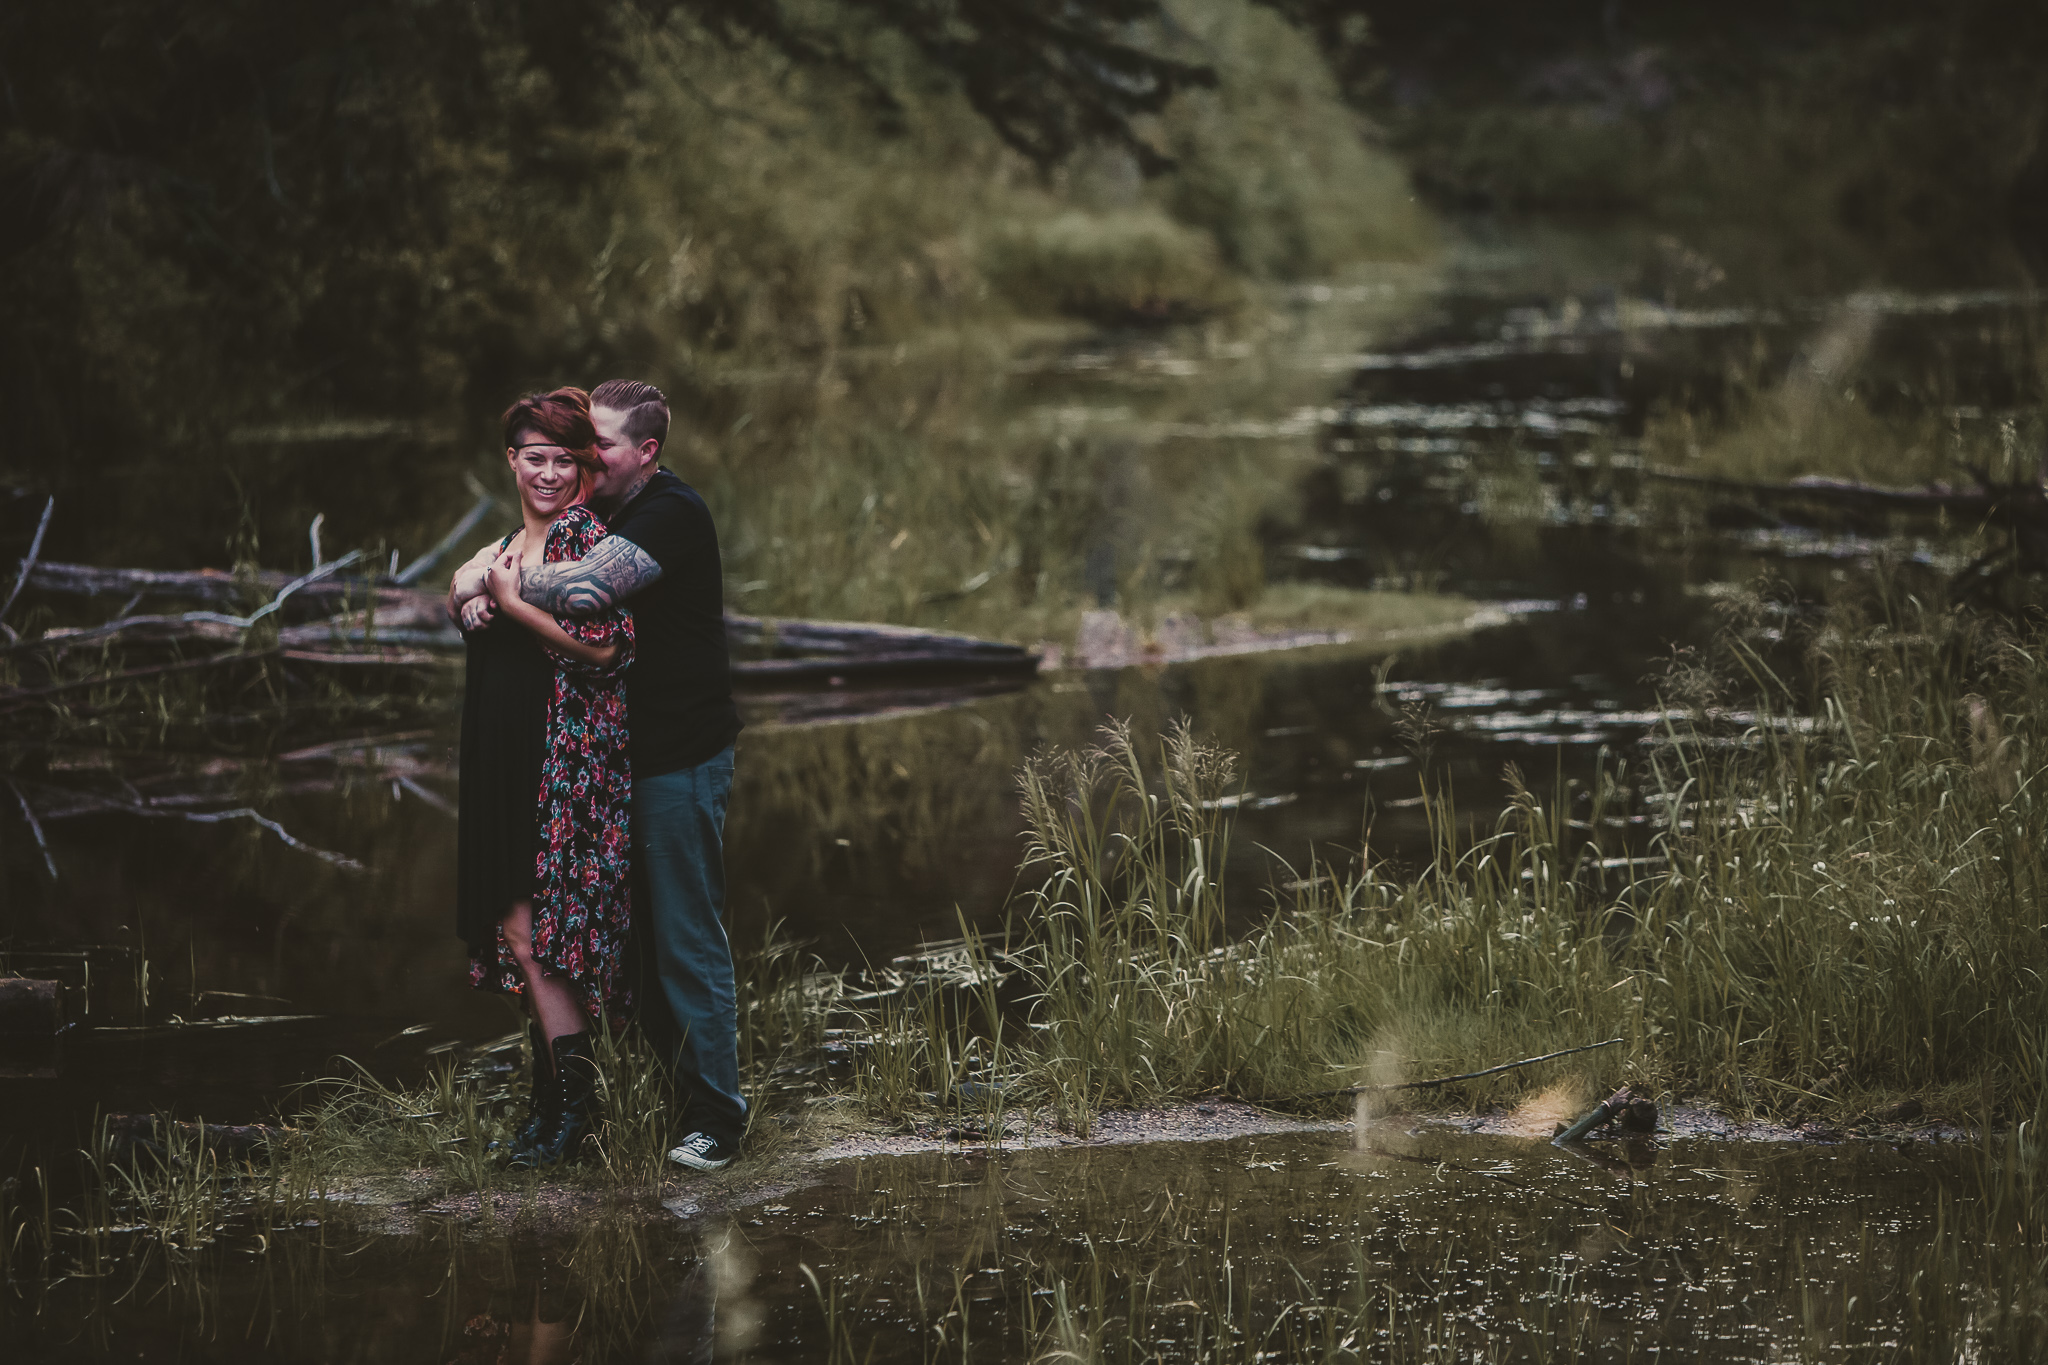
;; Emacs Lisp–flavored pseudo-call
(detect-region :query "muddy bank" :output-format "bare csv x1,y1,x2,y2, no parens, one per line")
319,1091,1980,1238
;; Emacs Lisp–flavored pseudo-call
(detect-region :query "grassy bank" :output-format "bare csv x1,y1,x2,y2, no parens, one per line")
834,590,2048,1126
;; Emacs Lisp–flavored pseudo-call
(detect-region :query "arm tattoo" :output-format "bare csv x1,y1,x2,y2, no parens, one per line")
519,535,664,618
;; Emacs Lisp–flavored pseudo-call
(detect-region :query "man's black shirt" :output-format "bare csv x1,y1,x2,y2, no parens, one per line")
606,468,741,777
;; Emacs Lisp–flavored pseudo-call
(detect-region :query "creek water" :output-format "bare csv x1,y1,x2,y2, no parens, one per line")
5,219,2042,1356
5,1128,1993,1361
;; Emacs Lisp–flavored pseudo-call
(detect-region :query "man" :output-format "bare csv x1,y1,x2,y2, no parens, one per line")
480,379,745,1172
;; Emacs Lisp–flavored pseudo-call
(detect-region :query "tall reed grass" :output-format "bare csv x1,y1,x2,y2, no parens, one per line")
843,589,2048,1128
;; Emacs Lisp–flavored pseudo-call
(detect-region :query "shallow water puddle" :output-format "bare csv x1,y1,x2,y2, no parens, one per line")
5,1130,1985,1361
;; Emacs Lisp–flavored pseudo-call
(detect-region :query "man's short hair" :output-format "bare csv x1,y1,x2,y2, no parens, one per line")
590,379,670,456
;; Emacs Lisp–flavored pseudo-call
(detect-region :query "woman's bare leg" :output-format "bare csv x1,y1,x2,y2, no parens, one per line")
502,902,592,1039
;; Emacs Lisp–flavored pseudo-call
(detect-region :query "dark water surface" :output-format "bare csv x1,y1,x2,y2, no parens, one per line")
5,1129,1986,1361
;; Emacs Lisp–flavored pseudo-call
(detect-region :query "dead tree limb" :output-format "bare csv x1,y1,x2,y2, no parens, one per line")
1280,1038,1624,1101
6,778,58,878
9,784,364,871
0,495,54,639
395,775,457,818
18,550,367,654
106,1114,297,1162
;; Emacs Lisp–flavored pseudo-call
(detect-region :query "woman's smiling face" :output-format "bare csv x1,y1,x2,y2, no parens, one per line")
507,428,585,517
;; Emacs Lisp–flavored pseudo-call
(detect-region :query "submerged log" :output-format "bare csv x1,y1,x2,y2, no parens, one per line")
0,977,64,1035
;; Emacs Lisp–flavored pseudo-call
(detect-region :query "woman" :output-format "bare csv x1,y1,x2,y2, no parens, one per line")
448,386,634,1168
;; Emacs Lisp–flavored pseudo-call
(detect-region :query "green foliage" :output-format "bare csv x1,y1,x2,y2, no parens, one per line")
1298,0,2048,289
1149,0,1432,278
980,209,1240,324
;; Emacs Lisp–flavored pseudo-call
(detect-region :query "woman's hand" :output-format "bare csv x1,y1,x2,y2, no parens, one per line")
479,542,622,670
448,541,502,628
485,545,524,609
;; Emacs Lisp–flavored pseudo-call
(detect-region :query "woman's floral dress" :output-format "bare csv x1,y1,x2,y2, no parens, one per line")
469,504,636,1013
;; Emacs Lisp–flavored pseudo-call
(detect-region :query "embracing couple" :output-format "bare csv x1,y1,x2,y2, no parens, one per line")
446,380,743,1174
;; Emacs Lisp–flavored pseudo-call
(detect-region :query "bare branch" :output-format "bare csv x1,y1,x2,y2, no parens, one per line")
9,550,364,655
0,495,55,636
1281,1038,1625,1100
6,777,58,879
14,783,365,872
396,491,500,585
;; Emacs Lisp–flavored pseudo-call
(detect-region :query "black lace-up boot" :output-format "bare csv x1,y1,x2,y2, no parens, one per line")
513,1032,600,1169
493,1021,558,1163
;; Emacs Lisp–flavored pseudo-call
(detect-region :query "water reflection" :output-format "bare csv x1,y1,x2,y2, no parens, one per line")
0,1130,1996,1362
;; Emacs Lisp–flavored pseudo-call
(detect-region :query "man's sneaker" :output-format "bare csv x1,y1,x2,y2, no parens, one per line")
667,1131,738,1172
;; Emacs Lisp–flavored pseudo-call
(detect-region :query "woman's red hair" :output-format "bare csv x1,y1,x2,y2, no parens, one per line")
502,387,602,500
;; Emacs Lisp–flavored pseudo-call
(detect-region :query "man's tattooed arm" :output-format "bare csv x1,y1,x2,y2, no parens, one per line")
518,535,664,618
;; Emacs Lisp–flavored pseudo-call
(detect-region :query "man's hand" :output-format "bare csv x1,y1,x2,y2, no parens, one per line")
460,595,497,632
518,535,663,619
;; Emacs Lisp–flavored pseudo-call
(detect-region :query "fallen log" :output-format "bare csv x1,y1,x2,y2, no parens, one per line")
726,613,1036,662
25,560,391,610
733,649,1037,682
1645,465,2048,575
106,1113,296,1163
12,560,1040,686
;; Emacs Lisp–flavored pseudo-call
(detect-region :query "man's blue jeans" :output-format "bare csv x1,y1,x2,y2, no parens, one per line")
635,746,744,1142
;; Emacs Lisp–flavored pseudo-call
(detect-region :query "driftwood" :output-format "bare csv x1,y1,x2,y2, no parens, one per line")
1646,465,2048,580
